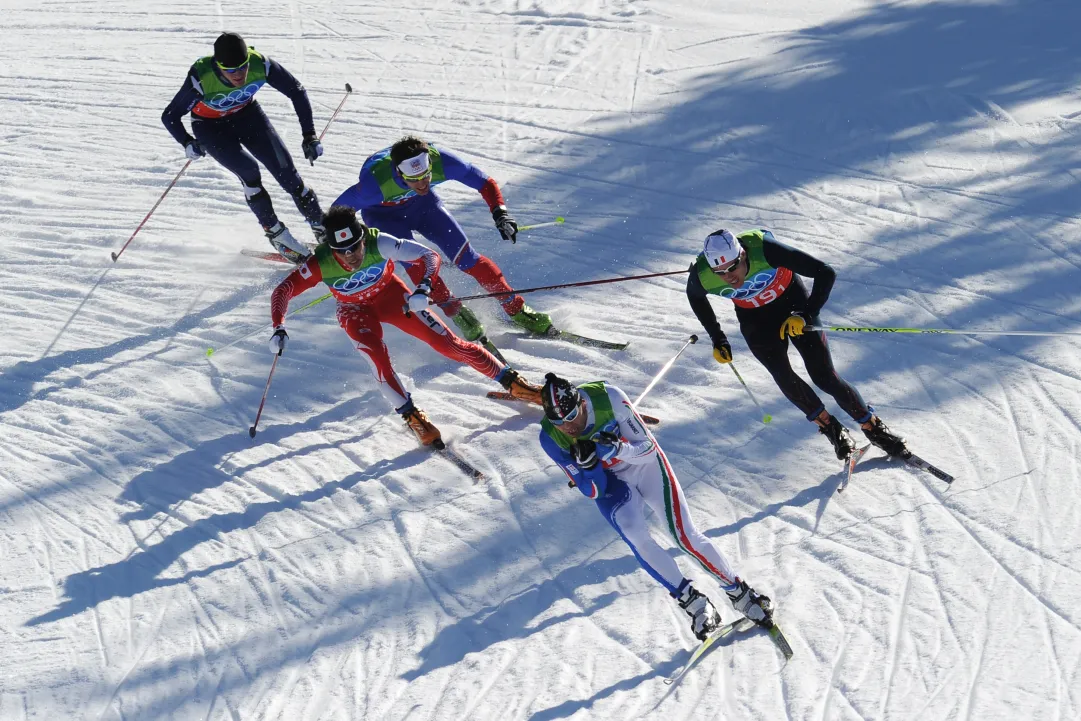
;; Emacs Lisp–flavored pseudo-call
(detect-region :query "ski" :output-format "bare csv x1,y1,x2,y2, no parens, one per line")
767,623,794,660
838,444,871,493
664,618,755,686
537,327,629,350
242,248,293,263
485,391,660,425
241,245,316,264
431,439,485,480
901,452,954,485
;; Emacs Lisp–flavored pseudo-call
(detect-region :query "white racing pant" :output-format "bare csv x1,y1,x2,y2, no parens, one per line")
598,451,739,597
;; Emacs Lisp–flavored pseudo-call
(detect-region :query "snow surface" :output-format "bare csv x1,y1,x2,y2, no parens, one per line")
3,0,1081,719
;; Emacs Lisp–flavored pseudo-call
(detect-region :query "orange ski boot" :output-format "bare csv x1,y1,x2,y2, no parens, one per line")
399,403,444,448
499,368,543,406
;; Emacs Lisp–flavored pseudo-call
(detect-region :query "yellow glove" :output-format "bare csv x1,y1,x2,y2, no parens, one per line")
713,342,733,364
780,313,806,339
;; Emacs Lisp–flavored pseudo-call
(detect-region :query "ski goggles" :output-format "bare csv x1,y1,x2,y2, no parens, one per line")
549,401,583,426
216,56,250,74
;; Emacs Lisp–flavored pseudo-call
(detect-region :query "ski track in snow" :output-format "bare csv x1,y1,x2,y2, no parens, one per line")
2,0,1081,719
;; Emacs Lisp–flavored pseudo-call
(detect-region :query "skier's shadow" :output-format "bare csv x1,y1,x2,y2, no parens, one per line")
526,629,753,721
116,393,380,521
400,556,640,682
705,470,842,538
26,454,413,627
0,283,257,416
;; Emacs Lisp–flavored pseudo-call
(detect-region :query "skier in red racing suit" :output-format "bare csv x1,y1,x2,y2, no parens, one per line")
269,205,542,446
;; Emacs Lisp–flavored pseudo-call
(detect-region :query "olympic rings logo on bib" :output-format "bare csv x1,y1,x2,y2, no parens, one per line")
722,267,793,309
332,263,387,295
205,81,264,111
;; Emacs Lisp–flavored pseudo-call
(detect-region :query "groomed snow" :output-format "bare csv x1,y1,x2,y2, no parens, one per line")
2,1,1081,719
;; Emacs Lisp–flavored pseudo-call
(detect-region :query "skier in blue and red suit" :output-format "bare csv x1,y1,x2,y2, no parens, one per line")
161,31,324,262
333,135,553,342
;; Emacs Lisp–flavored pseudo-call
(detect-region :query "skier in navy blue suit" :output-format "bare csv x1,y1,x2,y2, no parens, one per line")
161,31,324,262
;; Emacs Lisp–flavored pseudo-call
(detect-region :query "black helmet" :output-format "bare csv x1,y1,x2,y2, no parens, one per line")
542,373,581,424
322,205,367,251
213,32,249,68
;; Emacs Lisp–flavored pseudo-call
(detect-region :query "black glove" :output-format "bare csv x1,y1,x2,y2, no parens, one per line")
712,334,733,364
184,139,206,160
302,132,323,164
592,430,624,463
593,430,620,446
570,439,598,469
492,206,518,243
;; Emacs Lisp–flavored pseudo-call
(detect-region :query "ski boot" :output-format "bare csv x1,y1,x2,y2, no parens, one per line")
675,580,722,640
398,401,443,448
818,413,856,460
862,416,908,458
451,306,485,342
509,304,553,335
726,579,773,628
499,368,543,406
264,222,311,264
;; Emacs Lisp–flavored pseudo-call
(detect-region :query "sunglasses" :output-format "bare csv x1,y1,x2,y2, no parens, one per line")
337,240,363,255
216,58,250,74
550,401,583,426
713,257,742,274
400,168,432,183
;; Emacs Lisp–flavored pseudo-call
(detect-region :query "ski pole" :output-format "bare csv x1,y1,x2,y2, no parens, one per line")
729,362,772,424
249,351,282,438
205,292,332,357
111,159,193,262
438,268,690,306
634,335,698,406
312,83,353,164
808,324,1081,338
519,216,565,232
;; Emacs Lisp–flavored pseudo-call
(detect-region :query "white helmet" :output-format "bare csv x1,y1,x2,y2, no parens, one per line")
702,229,742,268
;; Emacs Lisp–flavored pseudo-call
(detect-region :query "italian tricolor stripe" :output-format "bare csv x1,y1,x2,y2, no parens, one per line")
656,440,732,584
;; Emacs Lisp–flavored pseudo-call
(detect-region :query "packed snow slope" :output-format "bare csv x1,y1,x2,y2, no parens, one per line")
3,0,1081,719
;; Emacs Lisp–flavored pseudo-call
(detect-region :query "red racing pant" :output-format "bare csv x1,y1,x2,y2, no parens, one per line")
336,275,504,409
402,257,523,317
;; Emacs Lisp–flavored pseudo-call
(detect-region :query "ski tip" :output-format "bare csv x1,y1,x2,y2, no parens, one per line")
762,414,772,424
205,347,215,358
555,216,565,223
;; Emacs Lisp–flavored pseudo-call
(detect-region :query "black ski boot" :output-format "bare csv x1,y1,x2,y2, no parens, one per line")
818,414,856,460
726,579,774,628
862,416,908,458
675,580,721,640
